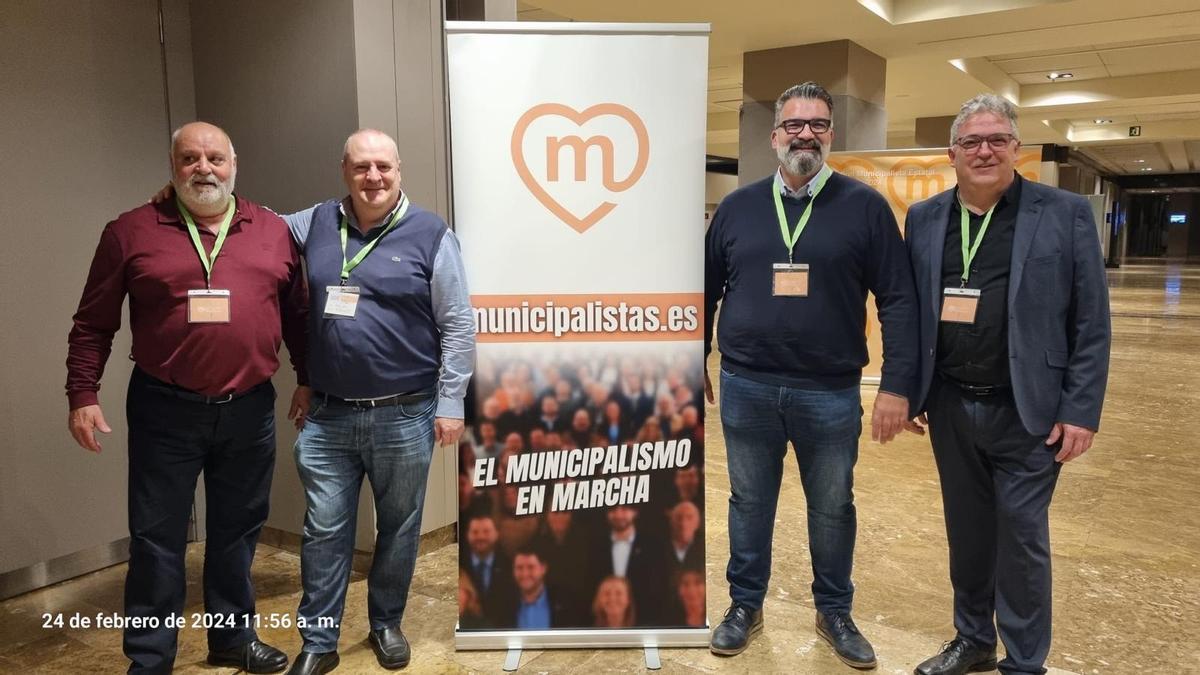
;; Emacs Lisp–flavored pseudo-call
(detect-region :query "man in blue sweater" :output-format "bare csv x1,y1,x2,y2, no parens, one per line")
705,82,919,669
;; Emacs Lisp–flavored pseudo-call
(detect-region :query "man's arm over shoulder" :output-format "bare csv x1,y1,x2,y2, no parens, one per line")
431,228,476,419
274,211,310,385
281,203,324,252
1058,193,1111,430
66,223,129,409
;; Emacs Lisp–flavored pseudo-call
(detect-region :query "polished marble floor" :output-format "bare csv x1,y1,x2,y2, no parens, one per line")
3,261,1198,674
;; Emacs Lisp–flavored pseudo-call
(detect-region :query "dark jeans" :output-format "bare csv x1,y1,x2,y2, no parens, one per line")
720,368,862,614
122,368,275,674
293,395,436,653
927,376,1062,675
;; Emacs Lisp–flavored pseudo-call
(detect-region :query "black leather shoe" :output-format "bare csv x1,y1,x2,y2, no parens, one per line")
285,650,339,675
369,625,411,669
914,637,997,675
816,611,877,669
709,603,764,656
207,639,289,674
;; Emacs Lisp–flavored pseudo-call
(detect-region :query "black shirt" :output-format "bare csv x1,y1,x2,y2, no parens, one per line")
936,173,1023,386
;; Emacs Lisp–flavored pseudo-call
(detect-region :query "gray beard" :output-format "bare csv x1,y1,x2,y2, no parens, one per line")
777,144,827,177
175,171,236,212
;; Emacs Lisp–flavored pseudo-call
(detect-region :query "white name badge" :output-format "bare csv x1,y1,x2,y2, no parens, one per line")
324,285,360,319
772,263,809,297
187,289,231,323
941,287,981,324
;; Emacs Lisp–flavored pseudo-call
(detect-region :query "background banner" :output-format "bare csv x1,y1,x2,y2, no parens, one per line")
826,147,1044,379
447,22,711,650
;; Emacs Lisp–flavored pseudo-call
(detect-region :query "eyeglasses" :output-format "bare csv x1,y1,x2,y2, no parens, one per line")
776,118,832,135
953,133,1016,152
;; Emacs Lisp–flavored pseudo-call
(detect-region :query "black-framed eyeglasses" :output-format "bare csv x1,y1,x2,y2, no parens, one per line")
776,118,832,135
954,133,1016,152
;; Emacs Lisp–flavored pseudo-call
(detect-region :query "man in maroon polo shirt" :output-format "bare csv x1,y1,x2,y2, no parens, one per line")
66,122,308,675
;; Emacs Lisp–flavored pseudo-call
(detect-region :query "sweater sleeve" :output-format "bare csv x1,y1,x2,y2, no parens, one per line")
865,199,920,400
703,204,729,357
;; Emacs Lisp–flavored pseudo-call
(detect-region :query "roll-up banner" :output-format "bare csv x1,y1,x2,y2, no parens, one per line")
826,147,1044,380
447,22,711,651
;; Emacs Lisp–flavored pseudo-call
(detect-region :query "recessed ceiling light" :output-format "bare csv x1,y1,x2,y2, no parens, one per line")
1134,159,1146,163
1094,118,1113,124
1047,72,1074,80
1141,167,1153,171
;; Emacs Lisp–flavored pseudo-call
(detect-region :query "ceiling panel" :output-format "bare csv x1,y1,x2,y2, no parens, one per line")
518,0,1200,159
1186,140,1200,165
1099,39,1200,75
1010,65,1111,84
992,51,1105,74
1071,116,1135,127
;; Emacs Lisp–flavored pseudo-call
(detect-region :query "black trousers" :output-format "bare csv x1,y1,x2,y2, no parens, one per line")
926,376,1062,675
123,368,275,674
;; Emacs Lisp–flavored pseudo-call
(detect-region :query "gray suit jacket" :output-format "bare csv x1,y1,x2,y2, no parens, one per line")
905,178,1111,435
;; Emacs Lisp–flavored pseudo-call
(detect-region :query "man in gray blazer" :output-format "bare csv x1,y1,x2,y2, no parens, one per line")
903,94,1111,675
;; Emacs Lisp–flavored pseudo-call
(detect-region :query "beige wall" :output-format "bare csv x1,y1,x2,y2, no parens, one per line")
0,1,172,575
352,0,459,533
705,172,738,205
3,0,458,586
187,0,457,547
186,0,365,545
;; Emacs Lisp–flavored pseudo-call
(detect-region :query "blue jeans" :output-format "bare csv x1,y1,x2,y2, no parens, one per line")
720,368,861,614
294,395,436,653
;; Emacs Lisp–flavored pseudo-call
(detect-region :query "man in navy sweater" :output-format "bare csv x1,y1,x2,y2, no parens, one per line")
705,82,919,669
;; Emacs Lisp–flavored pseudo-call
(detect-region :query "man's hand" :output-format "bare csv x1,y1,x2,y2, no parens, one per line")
288,385,312,430
148,183,174,204
435,417,465,447
1047,422,1095,463
903,413,928,436
871,391,909,444
704,368,715,404
68,405,112,453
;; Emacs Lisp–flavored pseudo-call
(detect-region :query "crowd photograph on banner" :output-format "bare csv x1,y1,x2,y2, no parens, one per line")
457,348,706,631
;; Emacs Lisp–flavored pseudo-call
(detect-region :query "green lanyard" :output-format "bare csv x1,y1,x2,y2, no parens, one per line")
177,197,235,288
958,197,997,287
339,194,410,284
773,170,829,264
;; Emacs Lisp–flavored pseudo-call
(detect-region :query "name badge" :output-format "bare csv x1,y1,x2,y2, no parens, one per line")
187,289,231,323
941,287,981,324
324,285,360,319
773,263,809,297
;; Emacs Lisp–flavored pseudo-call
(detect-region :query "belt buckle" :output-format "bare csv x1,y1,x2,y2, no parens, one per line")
210,392,235,404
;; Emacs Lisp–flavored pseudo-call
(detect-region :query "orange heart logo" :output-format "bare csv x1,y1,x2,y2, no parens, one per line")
511,103,650,233
883,158,951,213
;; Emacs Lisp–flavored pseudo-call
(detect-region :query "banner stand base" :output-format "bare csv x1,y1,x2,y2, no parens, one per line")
455,626,712,651
503,648,522,671
645,645,662,669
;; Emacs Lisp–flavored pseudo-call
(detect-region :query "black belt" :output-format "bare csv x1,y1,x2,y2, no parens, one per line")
139,369,271,405
316,390,432,408
941,375,1009,397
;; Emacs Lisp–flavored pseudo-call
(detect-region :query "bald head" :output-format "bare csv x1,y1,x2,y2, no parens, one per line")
342,128,400,164
171,122,234,159
342,129,403,226
170,122,237,217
